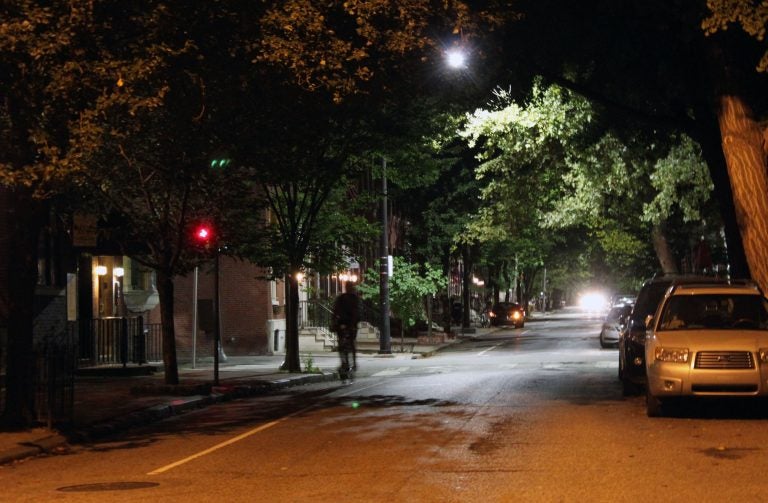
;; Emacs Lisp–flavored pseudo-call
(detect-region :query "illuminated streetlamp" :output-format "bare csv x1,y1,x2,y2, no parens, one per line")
446,48,467,69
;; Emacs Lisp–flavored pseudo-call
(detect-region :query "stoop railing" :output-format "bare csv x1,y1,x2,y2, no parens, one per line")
70,317,162,367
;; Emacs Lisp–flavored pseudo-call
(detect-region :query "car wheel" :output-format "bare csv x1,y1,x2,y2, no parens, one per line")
599,332,609,349
646,388,664,417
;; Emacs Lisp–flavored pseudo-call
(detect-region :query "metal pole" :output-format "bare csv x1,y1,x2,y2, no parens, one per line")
213,251,220,385
192,266,198,369
379,157,391,354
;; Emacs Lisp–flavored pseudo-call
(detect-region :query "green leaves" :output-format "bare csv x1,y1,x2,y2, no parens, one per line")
358,256,446,329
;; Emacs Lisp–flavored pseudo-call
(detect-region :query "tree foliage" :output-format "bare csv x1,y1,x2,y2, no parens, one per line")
703,0,768,72
256,0,515,102
358,256,446,330
459,80,719,292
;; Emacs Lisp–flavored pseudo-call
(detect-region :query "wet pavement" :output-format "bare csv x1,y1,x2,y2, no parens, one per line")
0,333,470,465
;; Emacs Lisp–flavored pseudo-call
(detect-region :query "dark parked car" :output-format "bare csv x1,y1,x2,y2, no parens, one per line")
618,274,726,395
490,302,525,328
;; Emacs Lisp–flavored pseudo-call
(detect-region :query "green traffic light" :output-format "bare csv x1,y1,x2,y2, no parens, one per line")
210,158,231,169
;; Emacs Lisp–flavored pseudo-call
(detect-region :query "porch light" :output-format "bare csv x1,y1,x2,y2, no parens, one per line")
95,265,108,276
113,267,125,277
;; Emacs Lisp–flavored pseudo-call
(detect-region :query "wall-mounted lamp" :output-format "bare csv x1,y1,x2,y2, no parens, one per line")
95,265,108,276
113,267,125,277
339,272,359,283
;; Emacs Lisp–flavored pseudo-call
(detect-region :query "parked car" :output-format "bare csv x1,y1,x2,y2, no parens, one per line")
489,302,525,328
610,294,635,306
599,303,633,348
618,274,726,396
644,281,768,417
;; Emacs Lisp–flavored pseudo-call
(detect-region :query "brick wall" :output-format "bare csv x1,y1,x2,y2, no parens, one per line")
173,258,276,362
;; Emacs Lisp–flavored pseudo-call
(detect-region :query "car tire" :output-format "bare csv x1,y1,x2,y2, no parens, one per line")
646,388,664,417
600,333,609,349
619,351,641,395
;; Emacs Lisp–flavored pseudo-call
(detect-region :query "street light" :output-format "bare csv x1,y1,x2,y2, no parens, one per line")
446,48,467,69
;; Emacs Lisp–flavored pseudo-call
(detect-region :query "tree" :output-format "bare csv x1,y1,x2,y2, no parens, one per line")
61,2,259,385
459,81,722,294
703,0,768,72
497,0,767,288
0,1,119,426
357,256,446,335
1,1,263,401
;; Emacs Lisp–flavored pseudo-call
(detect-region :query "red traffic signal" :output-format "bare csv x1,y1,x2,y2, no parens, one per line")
193,224,213,243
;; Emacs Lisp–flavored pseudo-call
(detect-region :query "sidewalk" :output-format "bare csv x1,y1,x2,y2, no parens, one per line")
0,330,476,466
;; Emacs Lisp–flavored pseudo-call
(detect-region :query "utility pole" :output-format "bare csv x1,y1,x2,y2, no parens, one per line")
213,249,220,385
379,157,391,354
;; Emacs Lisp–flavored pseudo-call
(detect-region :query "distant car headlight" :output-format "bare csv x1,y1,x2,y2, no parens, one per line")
512,311,521,320
654,347,689,363
759,348,768,363
489,312,496,318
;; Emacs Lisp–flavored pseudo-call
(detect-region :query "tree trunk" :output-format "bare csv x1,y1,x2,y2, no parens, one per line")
156,268,179,385
281,271,301,372
651,224,678,274
716,95,768,288
694,105,751,279
0,190,44,427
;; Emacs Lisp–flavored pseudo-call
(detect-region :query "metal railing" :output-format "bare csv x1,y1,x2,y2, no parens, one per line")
298,299,382,330
69,317,162,367
299,300,333,329
34,330,76,428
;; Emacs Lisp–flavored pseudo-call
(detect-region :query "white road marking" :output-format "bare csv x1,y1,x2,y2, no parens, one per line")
372,367,409,376
477,343,505,356
595,361,619,368
148,413,300,475
148,379,386,475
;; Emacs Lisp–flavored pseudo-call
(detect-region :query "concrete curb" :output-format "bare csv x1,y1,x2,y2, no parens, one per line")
0,433,69,466
0,371,338,466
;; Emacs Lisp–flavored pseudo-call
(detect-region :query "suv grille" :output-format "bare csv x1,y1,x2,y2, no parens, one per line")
695,351,754,369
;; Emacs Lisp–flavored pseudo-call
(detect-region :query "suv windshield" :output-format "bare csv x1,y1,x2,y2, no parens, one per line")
658,294,768,331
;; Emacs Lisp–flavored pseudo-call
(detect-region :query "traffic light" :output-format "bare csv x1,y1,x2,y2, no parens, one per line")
193,223,213,245
210,158,231,170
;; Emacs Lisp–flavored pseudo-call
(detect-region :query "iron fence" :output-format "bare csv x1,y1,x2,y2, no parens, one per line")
299,299,381,329
299,300,333,328
70,317,162,367
34,330,76,428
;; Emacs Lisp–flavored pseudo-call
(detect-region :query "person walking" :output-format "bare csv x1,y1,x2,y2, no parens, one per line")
331,285,360,383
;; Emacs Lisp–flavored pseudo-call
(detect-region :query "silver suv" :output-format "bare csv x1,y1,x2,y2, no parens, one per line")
645,281,768,417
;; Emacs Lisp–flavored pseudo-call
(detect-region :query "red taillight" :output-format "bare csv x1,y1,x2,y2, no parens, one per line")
512,311,521,320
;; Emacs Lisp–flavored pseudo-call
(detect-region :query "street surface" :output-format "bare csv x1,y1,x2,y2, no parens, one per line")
4,310,768,502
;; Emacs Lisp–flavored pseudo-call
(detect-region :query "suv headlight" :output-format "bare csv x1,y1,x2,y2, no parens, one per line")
654,347,689,363
759,348,768,364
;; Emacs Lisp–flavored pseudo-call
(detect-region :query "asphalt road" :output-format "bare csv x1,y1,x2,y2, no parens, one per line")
4,311,768,502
